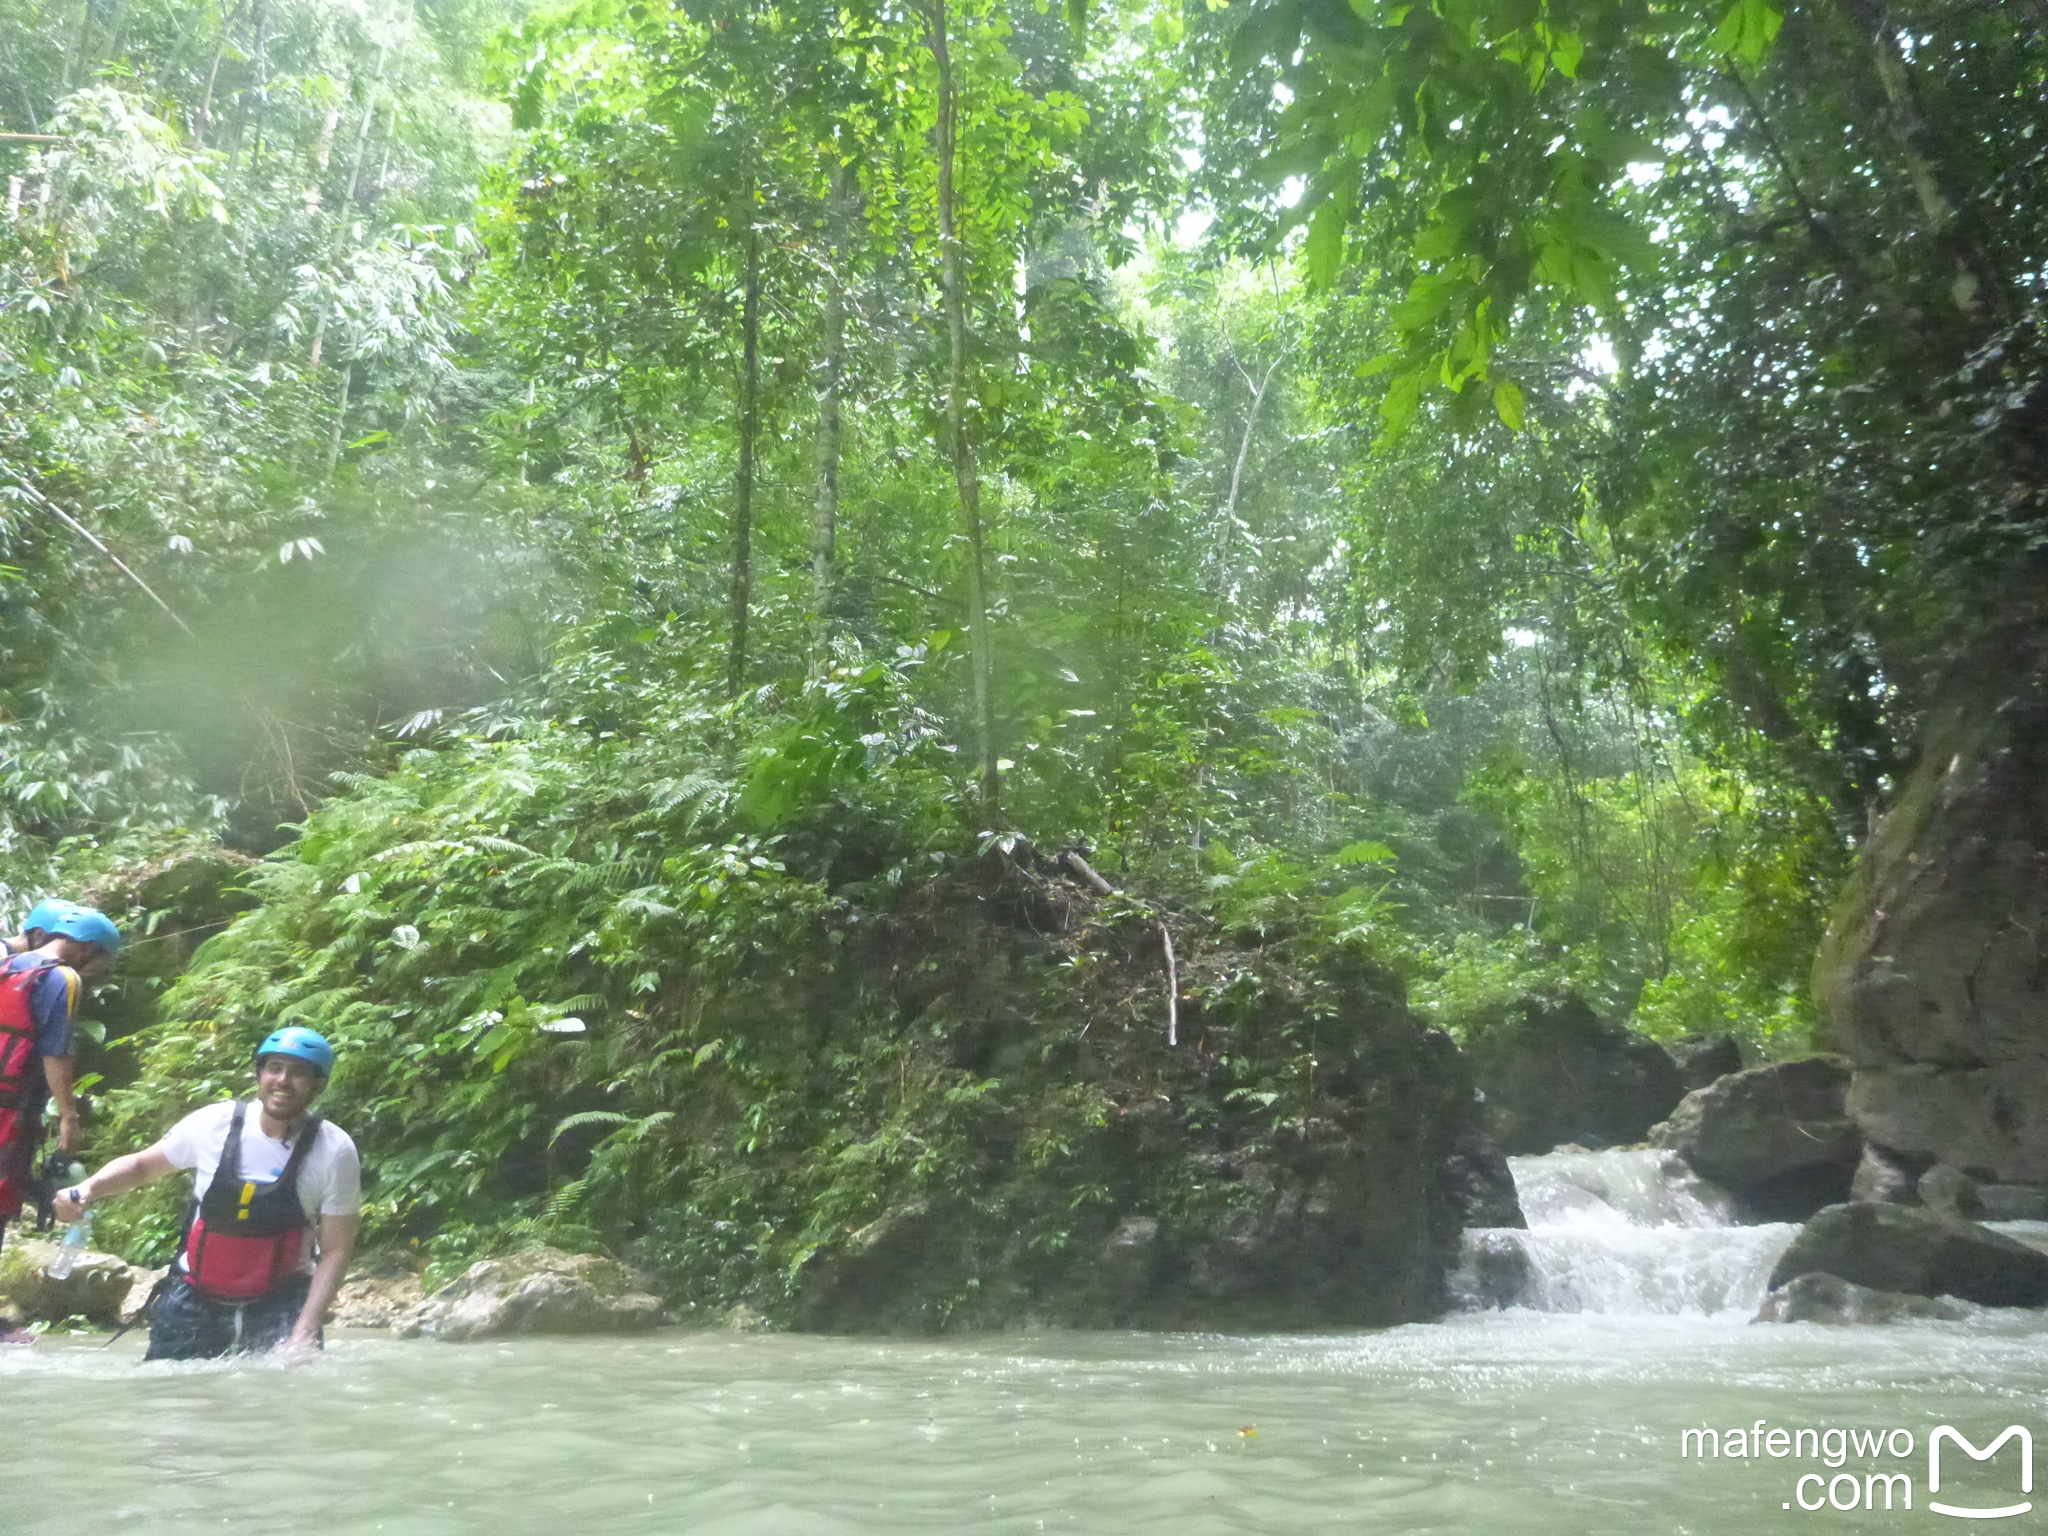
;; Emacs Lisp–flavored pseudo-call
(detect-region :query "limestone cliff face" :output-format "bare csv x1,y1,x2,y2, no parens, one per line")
1814,624,2048,1183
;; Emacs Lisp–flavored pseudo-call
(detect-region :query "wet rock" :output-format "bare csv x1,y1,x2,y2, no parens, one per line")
394,1248,665,1341
1100,1215,1163,1272
1813,622,2048,1186
119,1266,167,1325
1917,1164,1986,1219
1442,1105,1525,1229
1651,1056,1861,1222
0,1237,144,1324
1665,1034,1743,1092
1977,1184,2048,1221
1755,1271,1976,1325
1850,1143,1929,1204
1464,993,1687,1156
1767,1202,2048,1307
330,1272,426,1328
1452,1230,1532,1309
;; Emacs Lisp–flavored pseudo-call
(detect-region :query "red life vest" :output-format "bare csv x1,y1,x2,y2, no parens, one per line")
179,1103,324,1301
0,956,66,1220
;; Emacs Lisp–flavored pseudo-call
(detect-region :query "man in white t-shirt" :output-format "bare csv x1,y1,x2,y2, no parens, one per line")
55,1026,360,1360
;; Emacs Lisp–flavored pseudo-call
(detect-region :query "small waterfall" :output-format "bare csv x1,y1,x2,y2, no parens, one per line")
1454,1147,1800,1317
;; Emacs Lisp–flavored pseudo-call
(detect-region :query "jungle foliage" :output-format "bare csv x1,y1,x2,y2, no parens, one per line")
8,0,2036,1285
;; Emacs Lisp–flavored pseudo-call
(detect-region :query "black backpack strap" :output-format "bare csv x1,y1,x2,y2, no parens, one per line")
200,1102,250,1209
277,1113,324,1222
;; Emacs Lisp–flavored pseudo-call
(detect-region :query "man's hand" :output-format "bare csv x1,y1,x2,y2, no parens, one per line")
51,1187,87,1223
277,1330,321,1366
56,1107,80,1153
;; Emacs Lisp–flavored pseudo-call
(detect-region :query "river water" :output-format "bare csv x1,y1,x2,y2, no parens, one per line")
8,1151,2048,1535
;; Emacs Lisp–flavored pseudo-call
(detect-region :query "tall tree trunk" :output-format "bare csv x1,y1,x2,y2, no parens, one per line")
728,195,762,697
313,38,390,474
929,0,1000,821
1834,0,2006,329
810,162,846,674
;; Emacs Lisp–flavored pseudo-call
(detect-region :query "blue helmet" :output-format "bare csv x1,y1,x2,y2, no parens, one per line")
45,903,120,953
254,1026,335,1077
20,898,81,935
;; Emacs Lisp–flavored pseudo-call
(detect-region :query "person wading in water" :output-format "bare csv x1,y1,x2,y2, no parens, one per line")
1,903,119,1341
54,1027,360,1360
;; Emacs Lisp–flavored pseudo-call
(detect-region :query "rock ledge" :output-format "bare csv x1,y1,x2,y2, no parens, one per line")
395,1248,664,1341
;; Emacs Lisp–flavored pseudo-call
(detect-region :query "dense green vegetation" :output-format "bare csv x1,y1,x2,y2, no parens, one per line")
4,0,2040,1301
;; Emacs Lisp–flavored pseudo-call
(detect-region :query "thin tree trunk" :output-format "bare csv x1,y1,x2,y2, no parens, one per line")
192,0,245,148
728,195,762,697
1216,349,1282,590
62,0,92,90
809,161,847,672
1834,0,2005,327
311,40,388,463
322,367,353,478
929,0,1000,821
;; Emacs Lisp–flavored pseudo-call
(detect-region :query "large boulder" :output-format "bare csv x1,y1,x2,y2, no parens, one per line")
1652,1056,1861,1221
1917,1163,1987,1219
1850,1142,1929,1204
1441,1098,1526,1229
1464,993,1687,1155
1767,1202,2048,1307
394,1248,665,1341
792,942,1477,1334
1849,1143,2048,1220
1754,1271,1976,1325
1814,622,2048,1185
1451,1230,1534,1309
1665,1034,1743,1091
329,1272,427,1328
0,1236,155,1325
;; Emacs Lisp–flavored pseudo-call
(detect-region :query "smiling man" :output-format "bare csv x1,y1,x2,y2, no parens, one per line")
55,1027,360,1360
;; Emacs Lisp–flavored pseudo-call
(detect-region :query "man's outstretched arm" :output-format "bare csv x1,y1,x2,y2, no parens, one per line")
53,1145,176,1220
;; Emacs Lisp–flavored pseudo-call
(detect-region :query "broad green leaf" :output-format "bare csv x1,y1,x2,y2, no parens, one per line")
1304,197,1348,288
1710,0,1783,68
1548,30,1584,79
1379,368,1426,431
1492,378,1526,431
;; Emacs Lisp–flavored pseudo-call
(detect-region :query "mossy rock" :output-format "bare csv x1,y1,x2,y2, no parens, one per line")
0,1235,148,1324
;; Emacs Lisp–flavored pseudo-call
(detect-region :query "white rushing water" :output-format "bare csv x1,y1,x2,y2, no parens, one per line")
8,1149,2048,1535
1454,1148,1801,1317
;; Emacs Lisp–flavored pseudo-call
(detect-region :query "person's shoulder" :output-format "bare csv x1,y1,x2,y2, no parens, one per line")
159,1098,238,1164
171,1099,240,1134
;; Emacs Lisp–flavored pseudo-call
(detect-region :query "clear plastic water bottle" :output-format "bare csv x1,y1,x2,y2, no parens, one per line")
46,1164,91,1280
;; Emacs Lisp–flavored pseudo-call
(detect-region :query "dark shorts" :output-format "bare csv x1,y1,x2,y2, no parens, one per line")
144,1273,317,1361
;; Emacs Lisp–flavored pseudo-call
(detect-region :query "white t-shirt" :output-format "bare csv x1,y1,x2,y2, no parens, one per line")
158,1100,362,1273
